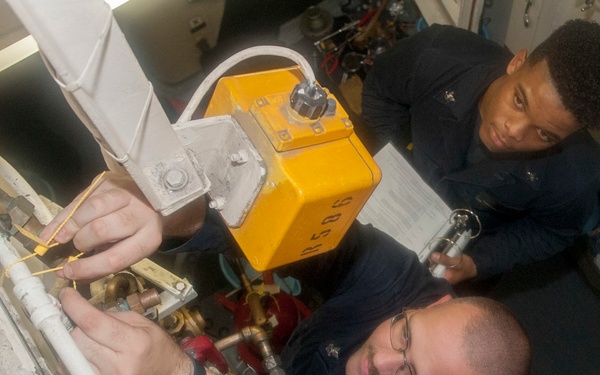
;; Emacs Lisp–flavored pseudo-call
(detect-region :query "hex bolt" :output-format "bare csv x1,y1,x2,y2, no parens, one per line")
341,118,353,128
230,149,249,165
208,196,226,210
175,282,186,291
163,168,188,191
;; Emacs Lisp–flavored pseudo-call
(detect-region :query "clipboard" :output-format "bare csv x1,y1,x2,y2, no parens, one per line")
357,143,481,277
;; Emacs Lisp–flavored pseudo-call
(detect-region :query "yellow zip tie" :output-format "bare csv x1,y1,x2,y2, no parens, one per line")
245,290,261,305
244,283,282,313
3,171,107,278
30,253,84,277
13,224,60,256
31,265,65,276
268,294,281,313
44,171,107,246
3,253,38,278
244,283,266,305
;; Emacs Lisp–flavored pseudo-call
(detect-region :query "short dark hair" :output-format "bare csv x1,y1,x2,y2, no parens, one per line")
450,297,531,375
527,19,600,130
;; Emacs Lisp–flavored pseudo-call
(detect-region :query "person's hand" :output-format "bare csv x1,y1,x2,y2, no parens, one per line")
39,172,206,282
38,172,163,281
59,287,197,375
429,252,478,285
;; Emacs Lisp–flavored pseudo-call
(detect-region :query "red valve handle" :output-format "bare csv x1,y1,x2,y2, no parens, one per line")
180,336,229,374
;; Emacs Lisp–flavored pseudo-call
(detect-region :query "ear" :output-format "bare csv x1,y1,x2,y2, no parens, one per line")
426,294,453,308
506,49,528,75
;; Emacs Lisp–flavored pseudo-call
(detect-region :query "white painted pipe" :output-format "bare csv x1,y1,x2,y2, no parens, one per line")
0,238,95,375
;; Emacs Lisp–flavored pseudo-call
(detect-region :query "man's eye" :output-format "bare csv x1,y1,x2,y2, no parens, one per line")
537,128,554,142
513,93,524,110
402,325,409,341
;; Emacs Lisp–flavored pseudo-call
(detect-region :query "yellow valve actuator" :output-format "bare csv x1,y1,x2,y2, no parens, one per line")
206,67,381,270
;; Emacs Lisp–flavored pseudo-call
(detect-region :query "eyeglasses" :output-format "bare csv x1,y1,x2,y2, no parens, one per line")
390,312,415,375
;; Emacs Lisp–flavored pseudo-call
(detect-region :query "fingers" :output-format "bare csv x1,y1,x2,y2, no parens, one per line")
60,288,135,350
44,183,145,249
39,188,92,243
429,252,461,268
61,288,195,375
429,253,477,284
69,327,110,375
40,173,120,243
39,172,163,280
71,178,162,252
62,227,162,280
60,288,151,374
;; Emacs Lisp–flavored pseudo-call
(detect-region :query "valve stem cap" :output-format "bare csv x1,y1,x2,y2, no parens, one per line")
290,81,328,120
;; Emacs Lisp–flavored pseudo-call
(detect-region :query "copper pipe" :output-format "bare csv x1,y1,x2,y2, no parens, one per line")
126,288,161,314
229,258,267,326
214,326,283,374
104,273,138,303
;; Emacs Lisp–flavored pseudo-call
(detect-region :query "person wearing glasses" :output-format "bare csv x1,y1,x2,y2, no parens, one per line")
50,176,530,375
345,298,527,375
361,20,600,285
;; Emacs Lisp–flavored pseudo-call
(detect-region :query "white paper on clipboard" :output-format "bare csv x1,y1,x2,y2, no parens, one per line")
357,143,472,276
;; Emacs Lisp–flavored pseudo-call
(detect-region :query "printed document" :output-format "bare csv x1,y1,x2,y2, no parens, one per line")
357,143,468,269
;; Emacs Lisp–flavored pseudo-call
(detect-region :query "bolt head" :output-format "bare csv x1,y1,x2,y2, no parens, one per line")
208,196,226,210
230,149,249,164
164,168,188,190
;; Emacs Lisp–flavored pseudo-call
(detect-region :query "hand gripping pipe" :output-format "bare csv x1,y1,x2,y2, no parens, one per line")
0,155,94,375
0,237,95,375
